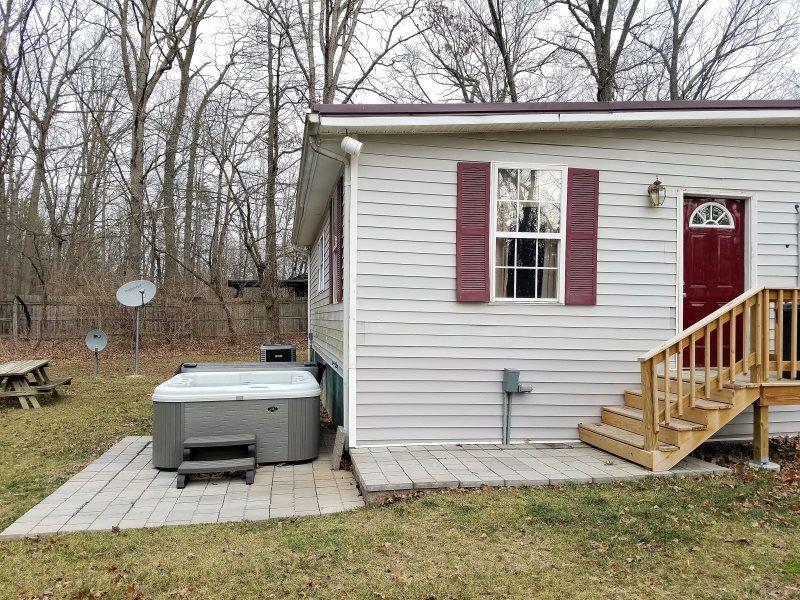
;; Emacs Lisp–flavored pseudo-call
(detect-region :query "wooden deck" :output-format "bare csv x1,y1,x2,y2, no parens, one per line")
580,287,800,471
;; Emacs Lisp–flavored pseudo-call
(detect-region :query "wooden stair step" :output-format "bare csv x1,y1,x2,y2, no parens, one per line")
657,376,736,403
578,423,679,452
603,405,705,431
626,389,730,410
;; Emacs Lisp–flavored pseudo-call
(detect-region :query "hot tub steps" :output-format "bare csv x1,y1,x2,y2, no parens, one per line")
182,434,256,460
177,434,257,489
176,457,255,489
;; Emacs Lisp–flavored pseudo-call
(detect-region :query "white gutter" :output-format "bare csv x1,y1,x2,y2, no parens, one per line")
319,108,800,134
341,135,362,448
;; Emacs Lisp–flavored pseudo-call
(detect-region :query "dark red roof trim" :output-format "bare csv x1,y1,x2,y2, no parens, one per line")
313,99,800,117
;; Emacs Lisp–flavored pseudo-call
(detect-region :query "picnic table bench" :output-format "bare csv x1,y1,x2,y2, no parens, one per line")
0,360,71,409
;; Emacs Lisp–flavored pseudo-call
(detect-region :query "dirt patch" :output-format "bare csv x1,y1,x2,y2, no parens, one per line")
692,436,800,489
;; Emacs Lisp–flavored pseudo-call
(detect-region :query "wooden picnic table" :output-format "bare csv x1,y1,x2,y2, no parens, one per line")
0,360,71,409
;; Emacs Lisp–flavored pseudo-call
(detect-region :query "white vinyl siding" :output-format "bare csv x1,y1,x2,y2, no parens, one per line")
353,126,800,446
309,209,343,371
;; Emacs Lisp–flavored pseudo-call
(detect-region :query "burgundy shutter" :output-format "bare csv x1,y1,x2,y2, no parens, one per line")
456,162,490,302
565,168,599,305
336,178,344,303
328,197,334,304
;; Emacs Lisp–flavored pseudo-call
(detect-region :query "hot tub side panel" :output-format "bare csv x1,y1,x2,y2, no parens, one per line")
152,402,184,469
184,399,289,464
288,396,320,461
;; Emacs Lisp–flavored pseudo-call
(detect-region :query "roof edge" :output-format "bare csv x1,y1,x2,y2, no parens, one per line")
312,99,800,117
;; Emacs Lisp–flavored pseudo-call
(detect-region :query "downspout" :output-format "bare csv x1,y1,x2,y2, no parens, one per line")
341,136,362,448
310,137,347,165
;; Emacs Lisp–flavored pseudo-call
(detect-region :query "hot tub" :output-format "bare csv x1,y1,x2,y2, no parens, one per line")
151,370,320,469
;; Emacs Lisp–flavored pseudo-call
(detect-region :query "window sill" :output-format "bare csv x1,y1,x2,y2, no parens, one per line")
489,299,564,305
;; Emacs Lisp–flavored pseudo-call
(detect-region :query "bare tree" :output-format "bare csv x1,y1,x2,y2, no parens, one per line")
635,0,800,100
253,0,424,104
182,52,236,285
0,0,34,288
550,0,645,101
105,0,213,276
401,0,560,103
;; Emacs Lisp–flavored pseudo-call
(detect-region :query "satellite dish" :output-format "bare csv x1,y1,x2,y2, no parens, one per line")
115,279,156,376
116,279,157,307
85,329,108,352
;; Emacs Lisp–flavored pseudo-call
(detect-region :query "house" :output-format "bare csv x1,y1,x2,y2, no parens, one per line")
292,100,800,471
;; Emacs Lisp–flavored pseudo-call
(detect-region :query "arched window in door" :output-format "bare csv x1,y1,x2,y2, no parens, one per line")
689,201,735,229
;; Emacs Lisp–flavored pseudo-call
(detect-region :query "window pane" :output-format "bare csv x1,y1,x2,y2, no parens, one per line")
539,202,560,233
495,268,514,298
517,202,539,233
519,169,533,203
495,238,514,267
537,240,559,268
516,269,537,298
516,239,537,268
538,269,557,299
498,169,517,203
536,170,562,203
497,202,517,232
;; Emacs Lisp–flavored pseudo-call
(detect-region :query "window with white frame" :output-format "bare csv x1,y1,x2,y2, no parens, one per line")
493,166,565,301
316,230,327,294
689,201,734,229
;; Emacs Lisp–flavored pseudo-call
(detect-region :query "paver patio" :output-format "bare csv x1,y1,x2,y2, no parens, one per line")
2,434,732,538
1,434,363,539
351,442,729,502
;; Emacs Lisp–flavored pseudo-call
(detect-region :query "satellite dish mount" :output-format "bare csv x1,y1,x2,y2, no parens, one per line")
85,329,108,377
116,280,157,375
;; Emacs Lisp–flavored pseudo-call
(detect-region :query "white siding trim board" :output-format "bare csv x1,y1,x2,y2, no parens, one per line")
341,138,362,448
318,109,800,135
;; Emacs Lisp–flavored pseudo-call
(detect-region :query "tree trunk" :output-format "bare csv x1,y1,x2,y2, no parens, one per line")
260,17,280,340
127,113,145,275
162,23,198,289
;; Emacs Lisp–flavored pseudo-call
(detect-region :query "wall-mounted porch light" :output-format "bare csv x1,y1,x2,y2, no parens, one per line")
648,177,666,207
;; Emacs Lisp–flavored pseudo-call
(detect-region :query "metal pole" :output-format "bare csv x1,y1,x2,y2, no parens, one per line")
134,305,141,375
502,392,511,445
93,349,99,378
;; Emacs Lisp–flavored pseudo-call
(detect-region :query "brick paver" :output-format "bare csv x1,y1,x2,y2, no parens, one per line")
350,442,729,495
1,435,364,538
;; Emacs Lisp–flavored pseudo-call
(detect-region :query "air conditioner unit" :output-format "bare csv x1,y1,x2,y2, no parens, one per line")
260,344,296,363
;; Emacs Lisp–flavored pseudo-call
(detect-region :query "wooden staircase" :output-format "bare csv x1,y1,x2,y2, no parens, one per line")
579,287,800,471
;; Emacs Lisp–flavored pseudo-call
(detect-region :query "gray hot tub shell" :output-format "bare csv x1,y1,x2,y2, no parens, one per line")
152,370,320,469
175,361,320,381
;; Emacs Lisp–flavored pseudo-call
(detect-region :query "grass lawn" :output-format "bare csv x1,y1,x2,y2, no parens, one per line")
1,348,799,599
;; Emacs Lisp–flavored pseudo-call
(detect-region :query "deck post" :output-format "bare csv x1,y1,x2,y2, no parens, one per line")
749,402,780,472
640,359,658,451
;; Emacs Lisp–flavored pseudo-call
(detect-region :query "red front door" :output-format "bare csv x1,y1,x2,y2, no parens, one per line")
683,197,745,366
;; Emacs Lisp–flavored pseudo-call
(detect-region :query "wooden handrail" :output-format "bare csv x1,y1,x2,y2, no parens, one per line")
639,286,765,362
636,285,800,452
